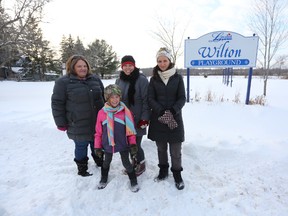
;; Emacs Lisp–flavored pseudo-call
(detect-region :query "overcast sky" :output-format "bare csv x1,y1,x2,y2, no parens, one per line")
6,0,254,68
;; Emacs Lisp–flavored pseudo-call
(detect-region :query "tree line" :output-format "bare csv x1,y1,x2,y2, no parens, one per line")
1,0,288,92
0,0,119,81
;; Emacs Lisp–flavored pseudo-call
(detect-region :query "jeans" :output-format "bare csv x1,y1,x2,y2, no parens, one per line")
74,140,94,161
156,141,182,170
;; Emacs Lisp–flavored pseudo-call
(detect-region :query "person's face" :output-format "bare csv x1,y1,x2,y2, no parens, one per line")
157,56,170,71
74,60,88,78
122,63,135,76
108,94,121,108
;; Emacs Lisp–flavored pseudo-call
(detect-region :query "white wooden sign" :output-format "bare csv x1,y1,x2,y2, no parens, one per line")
184,31,259,68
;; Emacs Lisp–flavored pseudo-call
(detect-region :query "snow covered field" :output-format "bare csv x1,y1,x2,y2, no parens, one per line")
0,76,287,216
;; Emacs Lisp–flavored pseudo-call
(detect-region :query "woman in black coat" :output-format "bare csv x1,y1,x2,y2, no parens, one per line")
148,48,186,190
51,55,104,177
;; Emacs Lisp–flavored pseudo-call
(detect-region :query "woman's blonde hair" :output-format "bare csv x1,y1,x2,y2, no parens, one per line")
65,55,92,76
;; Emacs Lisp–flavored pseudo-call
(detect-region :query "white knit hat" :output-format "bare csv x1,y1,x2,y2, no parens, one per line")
156,47,172,62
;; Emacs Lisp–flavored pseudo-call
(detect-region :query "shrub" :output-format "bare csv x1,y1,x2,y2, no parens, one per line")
233,92,241,104
194,91,201,102
249,95,266,106
205,90,214,102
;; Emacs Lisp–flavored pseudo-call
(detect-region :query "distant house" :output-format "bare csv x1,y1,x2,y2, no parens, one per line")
0,66,24,81
11,67,24,74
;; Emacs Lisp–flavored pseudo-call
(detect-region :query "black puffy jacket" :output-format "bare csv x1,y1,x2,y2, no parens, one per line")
51,74,104,141
148,70,186,143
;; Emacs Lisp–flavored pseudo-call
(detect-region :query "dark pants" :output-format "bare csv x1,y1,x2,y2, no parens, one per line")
156,142,182,170
136,136,145,162
103,150,134,173
73,140,95,161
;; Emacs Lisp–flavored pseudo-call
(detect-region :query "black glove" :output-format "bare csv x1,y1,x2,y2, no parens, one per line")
159,109,165,117
169,108,176,115
130,145,138,158
94,148,104,158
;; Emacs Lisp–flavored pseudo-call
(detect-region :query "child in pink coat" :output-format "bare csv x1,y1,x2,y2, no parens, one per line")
94,84,139,192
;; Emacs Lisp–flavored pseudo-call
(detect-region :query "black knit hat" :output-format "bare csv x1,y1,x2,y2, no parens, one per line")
121,55,135,68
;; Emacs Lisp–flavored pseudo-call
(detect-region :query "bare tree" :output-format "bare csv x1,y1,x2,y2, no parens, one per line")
249,0,288,96
151,17,188,66
272,54,288,69
0,0,50,66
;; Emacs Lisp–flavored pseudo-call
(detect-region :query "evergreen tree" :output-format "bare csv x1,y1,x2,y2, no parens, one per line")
0,0,50,67
20,17,55,80
60,34,75,63
74,37,86,56
86,39,119,78
0,3,18,67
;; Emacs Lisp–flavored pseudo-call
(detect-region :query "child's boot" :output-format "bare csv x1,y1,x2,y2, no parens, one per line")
127,170,140,192
98,166,109,189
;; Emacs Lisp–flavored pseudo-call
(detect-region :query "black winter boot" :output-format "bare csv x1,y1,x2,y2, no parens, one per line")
98,167,109,189
171,168,185,190
91,153,103,167
74,157,92,177
155,164,169,181
127,171,140,193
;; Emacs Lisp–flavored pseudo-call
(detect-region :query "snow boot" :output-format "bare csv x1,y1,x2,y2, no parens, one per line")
128,171,140,192
98,167,109,189
171,168,185,190
135,160,146,176
154,164,169,181
91,153,103,167
74,157,92,177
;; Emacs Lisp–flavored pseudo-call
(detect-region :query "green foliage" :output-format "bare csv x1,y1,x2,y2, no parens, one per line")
60,35,75,63
0,0,60,81
86,39,119,78
1,1,119,80
74,37,86,56
0,0,50,67
19,16,56,80
60,36,119,78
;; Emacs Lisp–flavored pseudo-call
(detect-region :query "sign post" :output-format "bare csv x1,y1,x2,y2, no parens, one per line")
186,37,190,102
245,67,253,104
186,67,190,102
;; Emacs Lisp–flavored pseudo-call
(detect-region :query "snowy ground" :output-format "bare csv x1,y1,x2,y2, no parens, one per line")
0,76,287,216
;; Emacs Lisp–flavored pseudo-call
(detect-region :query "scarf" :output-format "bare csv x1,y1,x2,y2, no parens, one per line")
120,68,140,106
158,67,176,85
103,101,136,150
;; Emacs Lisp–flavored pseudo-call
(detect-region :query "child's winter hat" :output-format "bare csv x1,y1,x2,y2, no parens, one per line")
104,84,122,101
121,55,135,68
156,47,172,62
